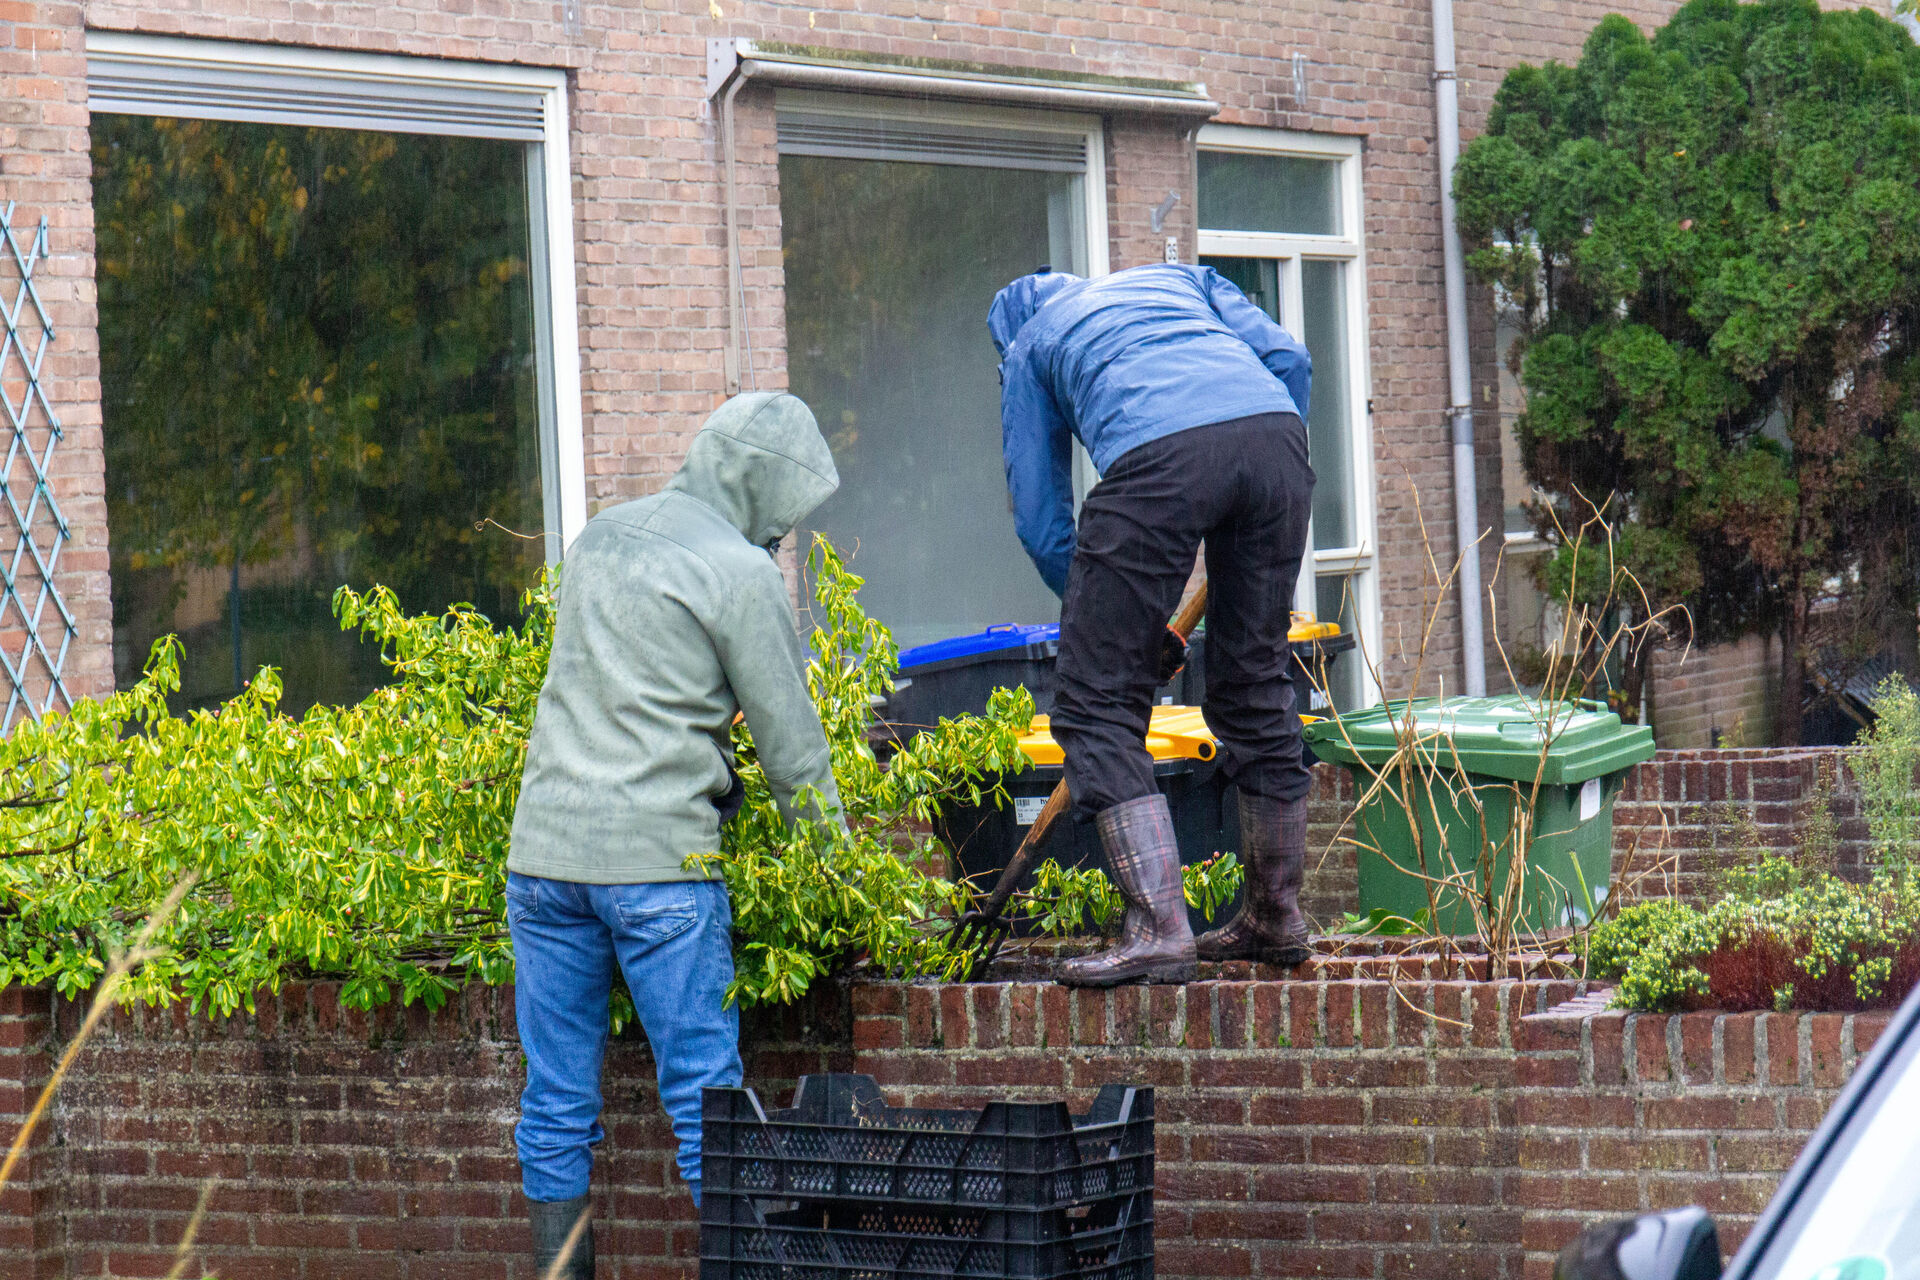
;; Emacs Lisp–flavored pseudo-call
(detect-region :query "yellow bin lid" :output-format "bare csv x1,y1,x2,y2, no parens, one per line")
1018,705,1219,767
1016,705,1326,767
1288,612,1341,642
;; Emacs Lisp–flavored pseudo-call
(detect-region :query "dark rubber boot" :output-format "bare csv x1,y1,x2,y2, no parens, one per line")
1196,792,1313,968
1057,795,1197,986
529,1194,594,1279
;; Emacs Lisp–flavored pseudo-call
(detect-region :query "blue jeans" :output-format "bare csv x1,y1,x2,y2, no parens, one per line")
507,873,742,1205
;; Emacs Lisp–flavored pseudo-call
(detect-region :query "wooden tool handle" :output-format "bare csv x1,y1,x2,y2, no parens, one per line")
972,780,1070,918
1171,582,1209,641
964,583,1208,924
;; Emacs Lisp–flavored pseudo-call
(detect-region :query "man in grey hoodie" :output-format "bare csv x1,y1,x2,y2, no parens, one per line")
506,392,845,1277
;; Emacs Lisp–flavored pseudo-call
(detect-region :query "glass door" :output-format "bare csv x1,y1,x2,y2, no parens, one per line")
777,97,1102,651
1199,127,1377,711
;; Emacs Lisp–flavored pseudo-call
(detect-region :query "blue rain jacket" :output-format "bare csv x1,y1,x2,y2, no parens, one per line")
988,264,1312,596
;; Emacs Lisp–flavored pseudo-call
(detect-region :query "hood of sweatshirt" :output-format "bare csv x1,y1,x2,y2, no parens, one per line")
987,269,1085,358
666,392,840,545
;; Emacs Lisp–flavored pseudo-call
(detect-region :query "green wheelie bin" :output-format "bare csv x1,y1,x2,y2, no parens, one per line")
1303,697,1655,935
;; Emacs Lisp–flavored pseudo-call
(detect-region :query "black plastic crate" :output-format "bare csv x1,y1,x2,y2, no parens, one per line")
701,1074,1154,1211
700,1189,1154,1280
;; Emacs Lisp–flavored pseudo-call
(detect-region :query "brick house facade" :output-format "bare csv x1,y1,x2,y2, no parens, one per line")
3,0,1881,735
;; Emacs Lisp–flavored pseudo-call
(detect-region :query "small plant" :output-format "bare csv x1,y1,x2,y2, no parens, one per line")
1584,898,1698,981
1330,907,1431,937
1595,682,1920,1013
1856,676,1920,874
1006,851,1243,940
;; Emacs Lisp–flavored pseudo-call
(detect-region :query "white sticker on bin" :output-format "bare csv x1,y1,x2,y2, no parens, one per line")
1579,777,1601,823
1014,796,1048,826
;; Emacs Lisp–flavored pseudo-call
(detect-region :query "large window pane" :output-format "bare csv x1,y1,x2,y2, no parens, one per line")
94,115,547,715
1300,258,1354,550
1201,255,1279,324
780,154,1082,650
1198,151,1341,236
1497,309,1534,535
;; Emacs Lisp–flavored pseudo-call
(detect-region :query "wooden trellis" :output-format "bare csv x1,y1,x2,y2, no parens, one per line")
0,204,76,730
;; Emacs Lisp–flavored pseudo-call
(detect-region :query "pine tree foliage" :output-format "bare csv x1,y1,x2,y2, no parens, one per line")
1455,0,1920,741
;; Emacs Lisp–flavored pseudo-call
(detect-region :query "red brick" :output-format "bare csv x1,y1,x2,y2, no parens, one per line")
1643,1094,1775,1131
1148,984,1182,1049
1250,1092,1364,1127
937,986,970,1048
1253,1167,1371,1205
1633,1015,1673,1083
1214,981,1252,1050
1854,1010,1894,1058
1289,983,1319,1051
1006,983,1039,1048
969,985,1006,1050
1508,1173,1639,1212
1038,985,1070,1051
1679,1012,1716,1084
1250,983,1287,1049
1325,982,1360,1048
1717,1134,1810,1174
1722,1013,1758,1085
1809,1015,1847,1086
1762,1012,1800,1086
1588,1136,1712,1172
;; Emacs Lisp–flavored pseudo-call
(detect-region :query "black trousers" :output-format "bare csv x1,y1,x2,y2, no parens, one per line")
1052,413,1315,814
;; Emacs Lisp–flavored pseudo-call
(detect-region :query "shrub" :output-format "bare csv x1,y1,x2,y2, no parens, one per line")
1597,873,1920,1013
1585,898,1698,982
1594,679,1920,1012
0,539,1186,1014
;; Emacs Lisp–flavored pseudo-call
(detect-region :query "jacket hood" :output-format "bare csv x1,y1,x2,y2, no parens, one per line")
987,270,1085,357
666,392,839,545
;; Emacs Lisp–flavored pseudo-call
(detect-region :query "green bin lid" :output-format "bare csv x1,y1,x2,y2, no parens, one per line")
1303,696,1656,785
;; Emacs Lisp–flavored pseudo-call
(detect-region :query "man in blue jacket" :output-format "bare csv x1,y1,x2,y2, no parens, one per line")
988,263,1316,985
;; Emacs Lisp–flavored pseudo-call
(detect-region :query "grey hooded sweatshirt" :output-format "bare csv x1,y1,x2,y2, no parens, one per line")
508,392,845,884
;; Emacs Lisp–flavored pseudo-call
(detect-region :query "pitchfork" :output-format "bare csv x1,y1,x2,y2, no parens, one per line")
943,579,1210,979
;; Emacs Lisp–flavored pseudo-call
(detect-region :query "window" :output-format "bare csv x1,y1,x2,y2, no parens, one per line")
86,35,582,715
776,92,1106,650
1198,126,1377,710
1494,292,1556,678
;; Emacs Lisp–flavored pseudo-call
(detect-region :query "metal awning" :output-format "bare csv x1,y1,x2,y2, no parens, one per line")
705,39,1219,120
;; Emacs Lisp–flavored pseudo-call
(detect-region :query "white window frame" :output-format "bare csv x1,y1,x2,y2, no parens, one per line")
1197,124,1380,706
84,31,588,554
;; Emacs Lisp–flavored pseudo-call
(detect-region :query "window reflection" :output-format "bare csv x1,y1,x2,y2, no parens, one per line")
94,115,547,715
1197,151,1341,236
780,152,1081,649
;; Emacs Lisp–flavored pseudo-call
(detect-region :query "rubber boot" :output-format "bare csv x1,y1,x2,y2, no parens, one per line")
529,1194,594,1280
1057,795,1197,986
1195,792,1313,968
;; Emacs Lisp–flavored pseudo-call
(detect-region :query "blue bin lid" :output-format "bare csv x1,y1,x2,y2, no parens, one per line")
898,623,1060,672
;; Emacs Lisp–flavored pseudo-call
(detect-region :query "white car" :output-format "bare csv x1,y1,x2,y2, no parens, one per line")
1557,985,1920,1280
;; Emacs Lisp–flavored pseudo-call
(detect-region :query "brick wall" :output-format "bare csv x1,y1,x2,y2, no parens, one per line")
1515,992,1882,1272
0,975,1873,1279
1302,746,1863,925
1648,635,1782,751
0,0,114,710
17,982,851,1279
1610,748,1869,906
8,0,1724,715
0,986,60,1280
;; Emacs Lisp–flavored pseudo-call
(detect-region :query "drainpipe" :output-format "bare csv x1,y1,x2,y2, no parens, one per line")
1431,0,1487,697
720,74,751,396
